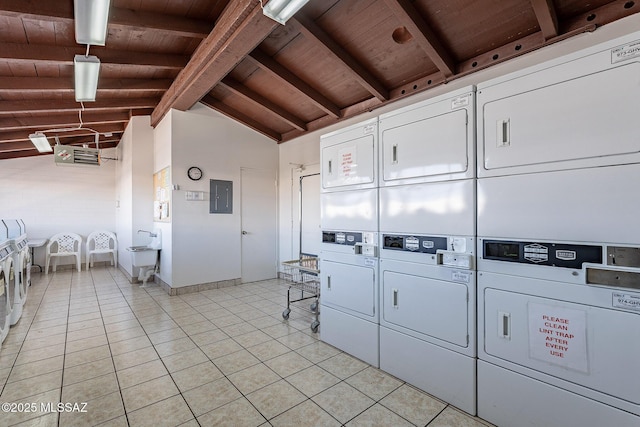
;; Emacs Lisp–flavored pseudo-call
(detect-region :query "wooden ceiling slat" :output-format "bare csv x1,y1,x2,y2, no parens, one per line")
1,43,189,70
0,123,125,143
0,112,130,131
151,0,279,126
382,0,456,77
247,50,341,119
531,0,559,40
292,15,389,101
201,94,281,141
0,77,172,93
0,98,160,115
219,77,307,131
0,0,212,39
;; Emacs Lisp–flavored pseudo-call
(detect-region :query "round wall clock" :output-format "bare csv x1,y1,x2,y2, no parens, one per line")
187,166,203,181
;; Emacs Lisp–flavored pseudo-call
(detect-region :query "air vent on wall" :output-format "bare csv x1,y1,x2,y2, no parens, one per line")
54,145,101,166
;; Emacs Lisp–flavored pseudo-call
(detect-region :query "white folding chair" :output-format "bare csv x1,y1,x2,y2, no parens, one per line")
86,231,118,270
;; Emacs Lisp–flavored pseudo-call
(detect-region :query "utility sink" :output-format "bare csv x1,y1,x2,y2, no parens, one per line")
126,246,158,267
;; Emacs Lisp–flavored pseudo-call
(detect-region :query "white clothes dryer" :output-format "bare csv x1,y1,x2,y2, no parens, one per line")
0,238,15,344
4,220,29,325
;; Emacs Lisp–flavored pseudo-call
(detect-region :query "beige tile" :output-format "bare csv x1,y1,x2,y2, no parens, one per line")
65,345,112,369
197,397,266,427
13,413,59,427
66,317,104,332
0,367,10,384
154,337,197,358
117,359,168,389
109,335,152,356
380,384,447,426
295,341,341,364
318,352,368,379
171,361,224,392
97,415,129,427
182,377,242,417
7,355,64,383
121,374,179,412
345,403,414,427
211,314,244,328
104,319,141,333
220,321,258,337
277,330,317,349
148,327,188,345
179,320,215,335
345,367,403,400
189,328,228,347
0,350,19,370
200,338,243,360
1,389,60,426
312,382,375,424
428,406,495,427
161,347,208,373
106,325,146,343
262,323,299,339
285,365,341,398
111,346,159,371
246,379,306,420
15,342,65,365
213,349,260,375
20,332,66,352
0,370,62,402
68,311,102,324
140,319,179,335
264,351,313,378
63,357,115,386
66,325,106,342
58,391,125,427
62,372,120,403
233,330,273,348
127,395,194,427
172,313,208,327
228,363,280,395
65,334,109,353
271,399,340,427
246,339,291,361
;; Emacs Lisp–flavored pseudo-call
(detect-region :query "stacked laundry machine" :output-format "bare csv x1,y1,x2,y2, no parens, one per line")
4,220,30,325
319,118,380,367
0,225,15,346
377,87,477,414
476,33,640,426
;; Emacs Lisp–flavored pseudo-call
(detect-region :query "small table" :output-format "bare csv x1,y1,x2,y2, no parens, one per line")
28,238,48,272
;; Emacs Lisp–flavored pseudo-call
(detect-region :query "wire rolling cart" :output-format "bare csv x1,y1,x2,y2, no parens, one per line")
281,255,320,333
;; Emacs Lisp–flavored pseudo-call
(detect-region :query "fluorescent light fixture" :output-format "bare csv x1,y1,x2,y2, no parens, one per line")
74,55,101,102
29,133,53,153
74,0,111,45
262,0,310,25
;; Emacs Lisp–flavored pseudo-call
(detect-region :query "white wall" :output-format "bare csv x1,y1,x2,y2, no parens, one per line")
155,104,278,288
115,116,155,277
276,13,640,264
0,149,117,267
153,110,174,286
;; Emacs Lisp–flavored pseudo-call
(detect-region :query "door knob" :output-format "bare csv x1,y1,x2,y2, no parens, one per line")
242,231,248,235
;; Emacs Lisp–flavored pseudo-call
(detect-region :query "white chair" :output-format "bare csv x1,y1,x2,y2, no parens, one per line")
86,231,118,270
45,232,82,274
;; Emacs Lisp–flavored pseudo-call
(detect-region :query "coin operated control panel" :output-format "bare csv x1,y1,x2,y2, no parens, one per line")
322,230,378,257
382,233,474,269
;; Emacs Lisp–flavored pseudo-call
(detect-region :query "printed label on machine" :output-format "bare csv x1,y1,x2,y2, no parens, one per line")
528,303,589,373
339,146,357,177
524,243,548,263
451,270,471,283
612,292,640,312
611,39,640,63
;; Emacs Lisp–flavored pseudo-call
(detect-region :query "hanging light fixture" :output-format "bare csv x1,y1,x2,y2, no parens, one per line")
28,133,53,153
74,0,111,46
74,55,101,102
261,0,310,25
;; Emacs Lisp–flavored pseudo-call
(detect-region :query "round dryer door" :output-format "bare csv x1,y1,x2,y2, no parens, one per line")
6,260,14,312
20,254,29,298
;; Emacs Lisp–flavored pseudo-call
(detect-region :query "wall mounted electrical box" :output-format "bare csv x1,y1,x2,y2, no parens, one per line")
209,180,232,214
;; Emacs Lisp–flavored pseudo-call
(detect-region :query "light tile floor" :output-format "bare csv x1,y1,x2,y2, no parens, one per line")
0,267,494,427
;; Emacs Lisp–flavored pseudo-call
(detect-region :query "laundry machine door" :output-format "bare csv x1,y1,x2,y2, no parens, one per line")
482,285,640,410
382,270,469,348
320,260,376,319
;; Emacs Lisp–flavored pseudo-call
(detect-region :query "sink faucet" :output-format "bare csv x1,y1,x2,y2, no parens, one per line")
138,230,158,237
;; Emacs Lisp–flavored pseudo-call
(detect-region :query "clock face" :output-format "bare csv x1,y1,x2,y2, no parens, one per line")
188,166,202,181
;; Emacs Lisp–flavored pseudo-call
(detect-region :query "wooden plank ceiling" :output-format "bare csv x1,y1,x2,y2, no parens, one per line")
0,0,638,159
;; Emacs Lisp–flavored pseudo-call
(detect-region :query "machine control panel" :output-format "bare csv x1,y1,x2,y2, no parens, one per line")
322,231,362,246
483,240,602,269
383,234,447,254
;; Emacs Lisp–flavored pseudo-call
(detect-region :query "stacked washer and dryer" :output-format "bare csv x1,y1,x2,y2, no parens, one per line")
4,219,30,325
476,33,640,426
0,224,16,347
377,87,477,414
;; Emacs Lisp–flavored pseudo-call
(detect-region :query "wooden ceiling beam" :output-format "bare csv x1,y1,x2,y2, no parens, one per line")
0,77,172,93
247,49,341,119
201,95,281,141
531,0,559,40
292,16,389,101
219,77,307,131
0,98,160,115
151,1,279,127
1,43,189,70
0,112,130,131
0,124,125,143
382,0,456,78
0,0,212,39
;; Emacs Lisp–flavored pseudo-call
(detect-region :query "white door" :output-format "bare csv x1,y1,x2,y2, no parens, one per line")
241,168,277,282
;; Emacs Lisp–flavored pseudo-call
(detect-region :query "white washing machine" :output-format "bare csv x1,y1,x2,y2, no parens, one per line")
4,220,29,325
476,31,640,426
320,118,379,367
0,236,15,344
377,86,477,414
